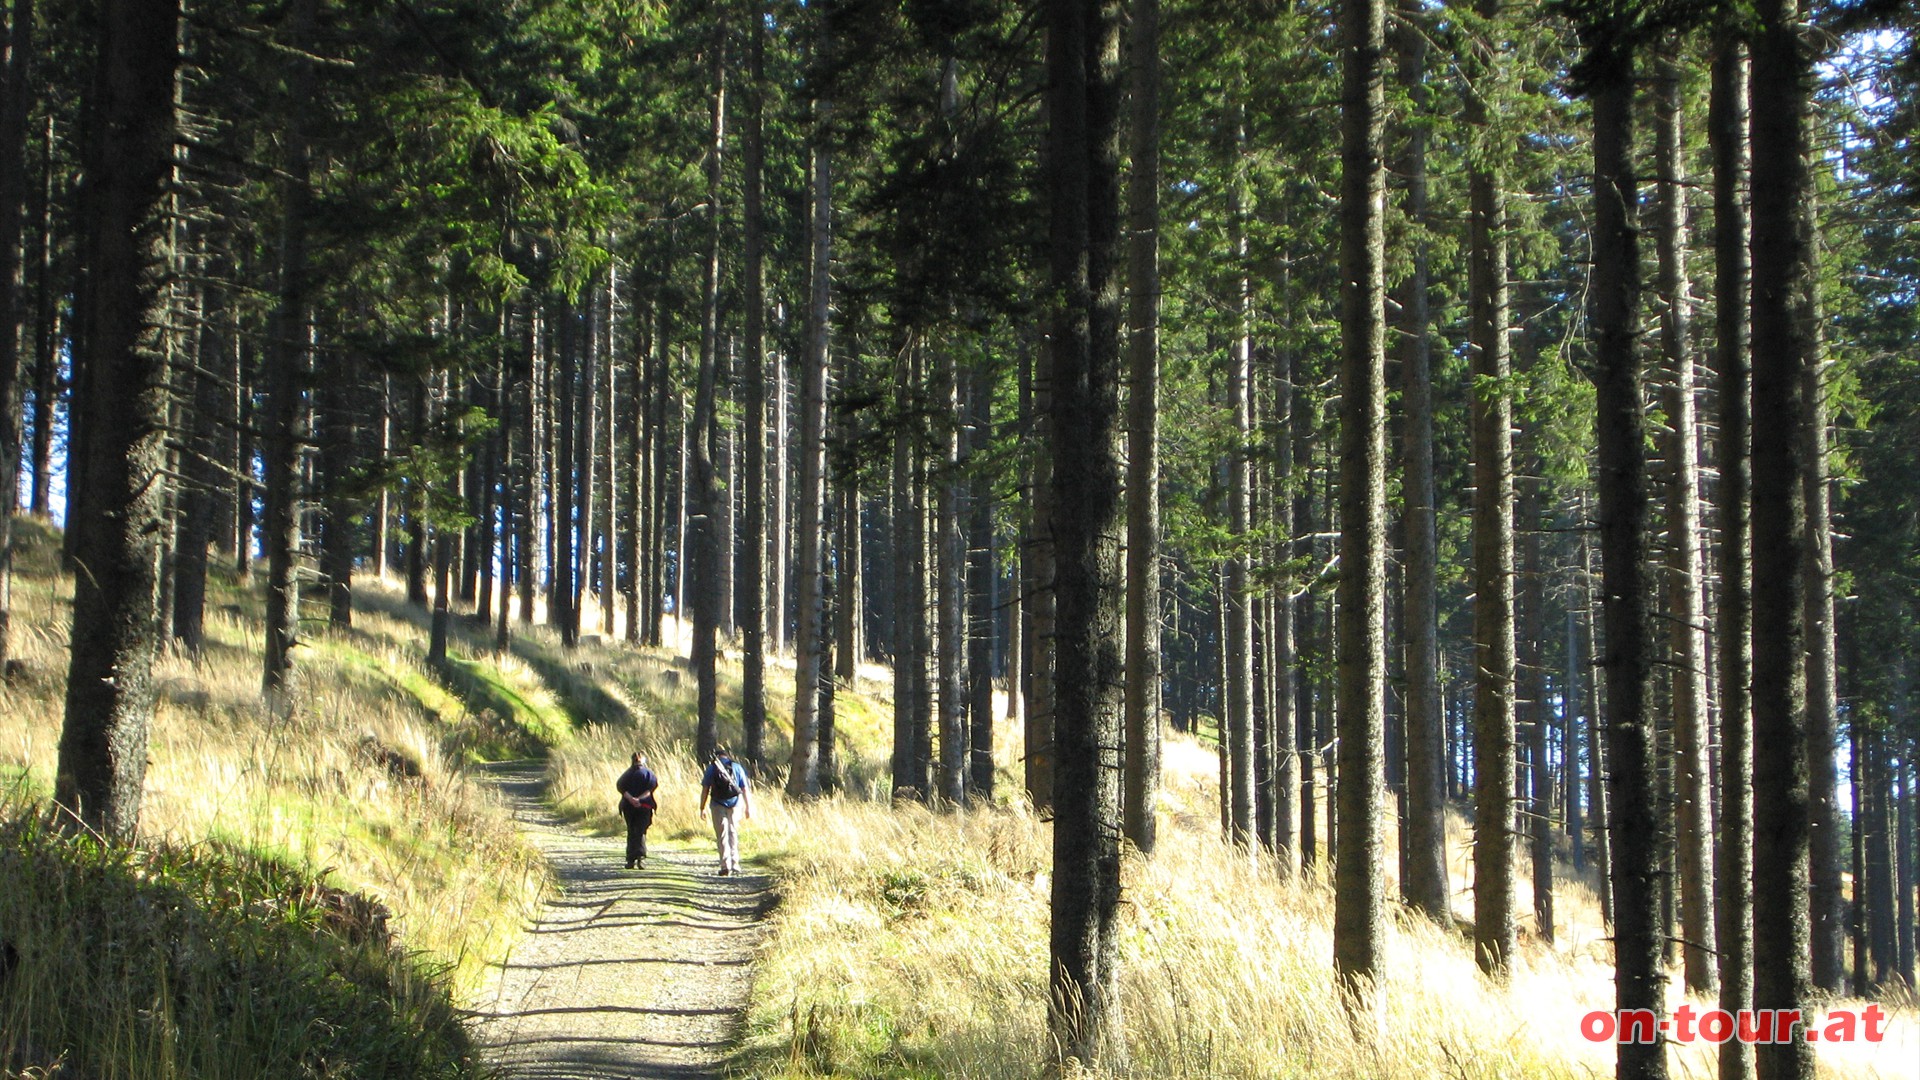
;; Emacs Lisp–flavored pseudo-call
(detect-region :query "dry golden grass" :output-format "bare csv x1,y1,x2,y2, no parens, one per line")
0,521,547,997
6,515,1910,1077
543,613,1913,1079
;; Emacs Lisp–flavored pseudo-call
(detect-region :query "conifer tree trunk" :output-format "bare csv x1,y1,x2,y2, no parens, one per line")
1123,0,1163,855
600,275,618,637
518,314,540,627
692,46,726,759
1046,0,1125,1062
1655,50,1718,995
629,311,652,641
787,58,830,796
1273,343,1298,872
1005,346,1024,730
1333,0,1389,990
318,354,358,631
770,343,788,652
498,328,517,651
262,0,317,713
1580,507,1614,929
27,117,54,523
1566,607,1585,872
966,369,995,801
55,0,180,840
1803,340,1843,993
1520,470,1553,943
1393,0,1445,920
1467,0,1516,979
936,347,966,804
552,304,579,644
429,519,453,664
0,0,35,671
1710,45,1753,1080
1026,331,1057,812
740,0,768,760
1750,0,1818,1073
891,351,920,799
575,297,599,642
1584,21,1668,1080
172,282,220,653
1297,457,1317,870
837,490,861,679
1225,169,1255,847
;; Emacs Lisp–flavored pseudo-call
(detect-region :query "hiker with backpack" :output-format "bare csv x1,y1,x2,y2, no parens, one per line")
699,746,751,876
615,752,659,869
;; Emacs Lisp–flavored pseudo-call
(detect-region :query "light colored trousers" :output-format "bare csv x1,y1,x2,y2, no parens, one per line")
710,801,740,871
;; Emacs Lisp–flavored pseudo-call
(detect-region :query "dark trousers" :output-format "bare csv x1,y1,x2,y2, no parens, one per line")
621,805,654,864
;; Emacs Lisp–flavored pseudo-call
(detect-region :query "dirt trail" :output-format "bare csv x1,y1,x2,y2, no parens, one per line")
472,761,772,1080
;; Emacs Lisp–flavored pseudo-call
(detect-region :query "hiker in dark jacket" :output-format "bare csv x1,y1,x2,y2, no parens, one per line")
616,753,659,869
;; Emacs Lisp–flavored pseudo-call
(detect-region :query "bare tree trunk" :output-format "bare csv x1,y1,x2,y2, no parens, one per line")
1716,346,1755,1053
1005,343,1024,729
836,490,861,679
1585,23,1668,1080
1333,0,1388,990
318,352,357,631
0,0,36,670
498,320,517,651
1651,48,1720,996
425,509,453,662
1273,343,1298,873
552,302,579,644
967,367,995,801
575,296,599,643
936,348,966,804
1520,471,1553,944
1750,0,1818,1074
262,0,317,714
518,311,540,627
740,0,769,762
1026,330,1056,812
1045,0,1125,1059
891,350,920,799
172,279,220,653
1580,502,1613,929
1225,139,1255,848
770,337,788,652
1393,0,1445,921
1803,333,1844,993
55,0,179,839
1467,0,1516,979
27,116,55,522
691,46,726,758
601,268,618,637
787,66,830,796
1565,606,1585,872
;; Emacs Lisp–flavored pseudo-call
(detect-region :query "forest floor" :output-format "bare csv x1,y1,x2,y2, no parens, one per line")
471,761,773,1080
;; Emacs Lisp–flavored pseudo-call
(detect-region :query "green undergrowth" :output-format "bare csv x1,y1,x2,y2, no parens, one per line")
0,804,479,1080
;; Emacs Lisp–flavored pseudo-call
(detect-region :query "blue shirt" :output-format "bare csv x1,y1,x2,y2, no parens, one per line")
702,759,748,808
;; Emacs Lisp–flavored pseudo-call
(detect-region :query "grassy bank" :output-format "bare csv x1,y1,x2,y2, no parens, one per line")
0,520,554,1076
0,805,475,1078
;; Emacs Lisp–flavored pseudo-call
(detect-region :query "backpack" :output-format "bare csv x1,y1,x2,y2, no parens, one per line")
709,759,740,802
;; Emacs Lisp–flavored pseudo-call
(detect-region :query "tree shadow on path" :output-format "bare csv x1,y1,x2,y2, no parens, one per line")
471,761,774,1080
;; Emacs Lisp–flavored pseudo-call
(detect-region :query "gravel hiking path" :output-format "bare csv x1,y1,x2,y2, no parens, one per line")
471,761,773,1080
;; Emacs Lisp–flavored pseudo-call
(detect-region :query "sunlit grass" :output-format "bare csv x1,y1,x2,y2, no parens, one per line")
0,521,549,1002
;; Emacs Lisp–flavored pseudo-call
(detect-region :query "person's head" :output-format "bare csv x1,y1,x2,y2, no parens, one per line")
631,752,646,767
714,745,731,762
